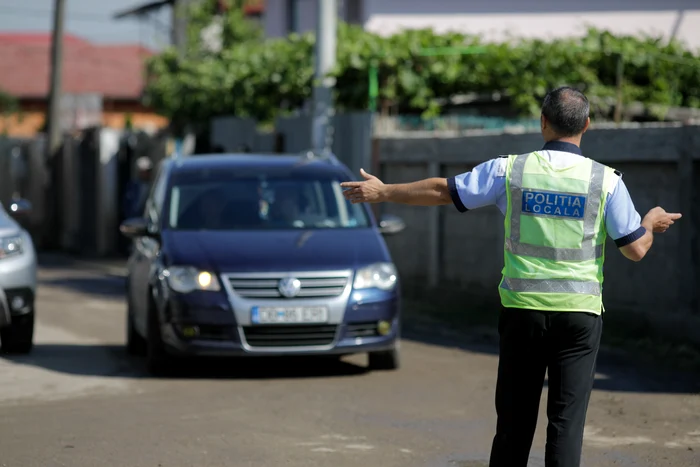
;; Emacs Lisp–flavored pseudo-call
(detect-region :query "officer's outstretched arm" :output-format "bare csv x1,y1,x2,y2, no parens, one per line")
619,231,652,262
340,169,451,206
619,207,682,262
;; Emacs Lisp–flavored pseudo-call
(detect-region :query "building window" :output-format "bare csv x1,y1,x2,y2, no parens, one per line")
286,0,299,33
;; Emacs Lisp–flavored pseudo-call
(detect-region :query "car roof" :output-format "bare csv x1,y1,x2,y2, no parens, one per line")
166,153,349,178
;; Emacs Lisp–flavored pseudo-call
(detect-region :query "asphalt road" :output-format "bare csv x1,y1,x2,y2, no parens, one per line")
0,259,699,467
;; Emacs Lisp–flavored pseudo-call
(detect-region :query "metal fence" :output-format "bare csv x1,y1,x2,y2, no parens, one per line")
374,115,542,135
0,128,170,257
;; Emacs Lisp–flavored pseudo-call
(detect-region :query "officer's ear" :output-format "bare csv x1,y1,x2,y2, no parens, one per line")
582,117,591,134
540,114,546,131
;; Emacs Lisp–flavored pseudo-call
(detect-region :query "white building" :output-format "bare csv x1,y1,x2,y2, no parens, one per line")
263,0,700,49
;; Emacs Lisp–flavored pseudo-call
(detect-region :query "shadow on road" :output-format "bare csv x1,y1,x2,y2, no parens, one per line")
37,253,127,299
38,275,126,298
7,335,698,394
2,344,369,380
38,252,127,271
28,258,700,393
406,320,700,394
590,355,700,394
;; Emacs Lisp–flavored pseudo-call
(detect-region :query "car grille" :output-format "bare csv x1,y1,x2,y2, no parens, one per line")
242,325,338,348
346,322,380,338
228,275,349,298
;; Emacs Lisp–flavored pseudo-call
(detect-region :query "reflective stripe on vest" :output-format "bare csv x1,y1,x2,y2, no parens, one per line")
506,153,606,262
500,277,602,296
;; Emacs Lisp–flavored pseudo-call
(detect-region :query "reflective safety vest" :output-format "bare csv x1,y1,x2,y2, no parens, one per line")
499,151,619,314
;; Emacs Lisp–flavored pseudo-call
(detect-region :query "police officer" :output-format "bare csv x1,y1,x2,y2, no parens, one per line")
340,86,682,467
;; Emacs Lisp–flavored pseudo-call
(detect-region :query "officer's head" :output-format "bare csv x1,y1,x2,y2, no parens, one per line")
540,86,590,142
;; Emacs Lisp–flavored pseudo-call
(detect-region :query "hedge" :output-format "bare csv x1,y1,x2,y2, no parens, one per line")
144,5,700,125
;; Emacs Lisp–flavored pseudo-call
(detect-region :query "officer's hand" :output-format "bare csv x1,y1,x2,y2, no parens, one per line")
648,206,682,233
340,169,386,204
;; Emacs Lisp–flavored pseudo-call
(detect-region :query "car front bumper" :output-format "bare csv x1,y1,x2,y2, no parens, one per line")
160,320,399,357
0,238,37,328
159,286,400,357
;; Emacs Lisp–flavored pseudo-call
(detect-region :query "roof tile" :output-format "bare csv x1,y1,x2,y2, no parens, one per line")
0,33,154,100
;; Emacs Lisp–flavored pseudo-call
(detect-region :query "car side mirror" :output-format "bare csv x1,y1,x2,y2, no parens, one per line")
8,197,32,217
120,217,150,239
378,214,405,235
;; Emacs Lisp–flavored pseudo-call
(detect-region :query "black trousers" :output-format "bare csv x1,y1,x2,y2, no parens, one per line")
489,307,603,467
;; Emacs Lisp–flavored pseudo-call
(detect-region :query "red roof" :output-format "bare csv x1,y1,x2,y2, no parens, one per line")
0,33,154,100
243,0,264,15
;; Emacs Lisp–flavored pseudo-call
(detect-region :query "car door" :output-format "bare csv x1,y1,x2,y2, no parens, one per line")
130,164,168,334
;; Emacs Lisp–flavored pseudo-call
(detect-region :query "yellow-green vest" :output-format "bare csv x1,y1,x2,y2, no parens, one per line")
499,151,618,314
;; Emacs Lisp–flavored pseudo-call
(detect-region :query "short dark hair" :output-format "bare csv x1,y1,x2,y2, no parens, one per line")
541,86,590,137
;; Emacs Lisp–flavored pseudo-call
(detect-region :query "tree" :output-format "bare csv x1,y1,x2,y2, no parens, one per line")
182,0,263,56
144,0,272,129
0,89,19,135
144,18,700,126
0,89,18,116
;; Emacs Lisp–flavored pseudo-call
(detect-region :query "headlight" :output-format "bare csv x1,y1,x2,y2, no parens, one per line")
163,266,221,293
353,263,398,291
0,235,23,259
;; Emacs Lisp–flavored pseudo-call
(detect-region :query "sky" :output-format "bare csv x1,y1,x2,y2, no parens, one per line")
0,0,172,50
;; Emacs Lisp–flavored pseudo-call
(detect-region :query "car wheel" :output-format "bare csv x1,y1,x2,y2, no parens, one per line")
368,346,400,371
146,296,172,376
126,299,147,356
0,311,35,354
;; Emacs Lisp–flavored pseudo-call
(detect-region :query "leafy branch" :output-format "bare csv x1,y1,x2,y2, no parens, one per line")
144,7,700,126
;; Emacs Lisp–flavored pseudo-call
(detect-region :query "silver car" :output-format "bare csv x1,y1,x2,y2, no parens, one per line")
0,198,36,354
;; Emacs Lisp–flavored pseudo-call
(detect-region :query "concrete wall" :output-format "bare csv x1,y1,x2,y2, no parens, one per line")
0,128,169,256
264,0,316,37
264,0,700,49
264,0,361,38
375,123,700,343
210,112,374,179
0,137,48,237
97,129,121,257
210,117,261,152
363,0,700,47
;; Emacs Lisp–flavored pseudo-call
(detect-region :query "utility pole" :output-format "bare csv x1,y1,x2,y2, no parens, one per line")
311,0,337,155
46,0,66,158
173,0,198,58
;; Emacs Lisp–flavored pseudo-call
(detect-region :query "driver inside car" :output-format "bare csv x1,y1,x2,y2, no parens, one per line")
268,185,304,228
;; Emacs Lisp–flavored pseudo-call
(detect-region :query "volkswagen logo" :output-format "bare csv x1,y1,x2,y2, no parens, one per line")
278,277,302,298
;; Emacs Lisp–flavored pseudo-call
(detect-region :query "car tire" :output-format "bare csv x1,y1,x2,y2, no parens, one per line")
126,300,147,356
0,311,34,354
146,296,172,377
368,346,400,371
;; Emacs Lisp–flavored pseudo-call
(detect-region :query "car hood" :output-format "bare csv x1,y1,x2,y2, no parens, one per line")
161,229,391,272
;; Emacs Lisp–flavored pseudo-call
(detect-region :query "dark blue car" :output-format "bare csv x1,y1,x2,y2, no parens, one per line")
120,152,405,376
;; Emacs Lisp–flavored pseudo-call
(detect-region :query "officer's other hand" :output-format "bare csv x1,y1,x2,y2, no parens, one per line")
648,206,682,233
340,169,385,204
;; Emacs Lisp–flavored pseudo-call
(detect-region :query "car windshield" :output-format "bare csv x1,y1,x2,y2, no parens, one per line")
166,174,370,231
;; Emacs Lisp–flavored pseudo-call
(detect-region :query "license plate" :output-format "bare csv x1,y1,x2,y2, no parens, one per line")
251,306,329,324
